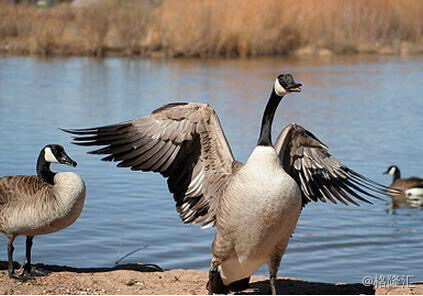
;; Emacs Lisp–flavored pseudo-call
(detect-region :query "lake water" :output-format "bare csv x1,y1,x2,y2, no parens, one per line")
0,55,422,284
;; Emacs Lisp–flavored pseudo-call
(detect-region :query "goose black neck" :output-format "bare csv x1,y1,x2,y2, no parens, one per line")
257,89,283,146
392,170,401,182
36,152,55,185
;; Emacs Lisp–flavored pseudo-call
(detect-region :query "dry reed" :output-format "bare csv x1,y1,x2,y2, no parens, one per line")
1,0,422,57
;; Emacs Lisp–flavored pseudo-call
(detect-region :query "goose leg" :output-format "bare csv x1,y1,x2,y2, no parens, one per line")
270,274,277,295
7,235,31,281
207,256,226,295
22,236,48,277
268,253,282,295
7,235,16,279
208,233,235,295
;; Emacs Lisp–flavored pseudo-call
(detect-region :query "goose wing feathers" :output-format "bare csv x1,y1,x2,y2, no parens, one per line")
0,176,47,206
275,123,398,208
63,102,236,228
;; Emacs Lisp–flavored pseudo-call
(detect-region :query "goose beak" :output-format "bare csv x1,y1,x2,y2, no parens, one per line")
60,154,77,167
287,83,302,93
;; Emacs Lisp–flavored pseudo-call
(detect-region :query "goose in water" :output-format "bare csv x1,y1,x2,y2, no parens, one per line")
384,165,423,207
63,74,395,294
0,144,86,280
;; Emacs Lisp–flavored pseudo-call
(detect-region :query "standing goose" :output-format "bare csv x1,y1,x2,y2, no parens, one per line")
384,165,423,207
0,144,86,280
63,74,396,294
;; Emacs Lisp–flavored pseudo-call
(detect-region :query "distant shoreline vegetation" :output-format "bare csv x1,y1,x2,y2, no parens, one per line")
1,0,423,58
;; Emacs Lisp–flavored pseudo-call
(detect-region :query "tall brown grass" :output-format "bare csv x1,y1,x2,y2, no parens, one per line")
0,0,154,55
1,0,422,57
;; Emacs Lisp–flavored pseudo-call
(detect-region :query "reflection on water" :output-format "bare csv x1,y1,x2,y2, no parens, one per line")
0,55,422,283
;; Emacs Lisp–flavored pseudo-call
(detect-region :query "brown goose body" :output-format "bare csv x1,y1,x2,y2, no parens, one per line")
391,177,423,193
1,144,85,281
384,165,423,207
0,173,85,236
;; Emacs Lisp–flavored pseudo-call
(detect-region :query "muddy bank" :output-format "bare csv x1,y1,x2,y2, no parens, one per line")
1,261,421,294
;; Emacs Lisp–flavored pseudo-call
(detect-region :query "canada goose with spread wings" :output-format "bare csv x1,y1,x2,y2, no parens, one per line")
63,74,396,294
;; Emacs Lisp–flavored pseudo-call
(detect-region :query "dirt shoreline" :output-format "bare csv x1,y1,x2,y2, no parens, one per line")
0,261,421,295
1,44,422,59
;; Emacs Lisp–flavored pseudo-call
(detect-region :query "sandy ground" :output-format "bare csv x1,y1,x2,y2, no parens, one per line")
0,261,422,295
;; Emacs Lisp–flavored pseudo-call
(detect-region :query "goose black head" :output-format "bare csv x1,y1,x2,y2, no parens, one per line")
384,165,399,176
43,144,77,167
274,74,302,97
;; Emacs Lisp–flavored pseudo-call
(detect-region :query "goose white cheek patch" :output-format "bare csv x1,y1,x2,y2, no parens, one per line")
274,79,287,96
44,147,59,163
388,167,396,175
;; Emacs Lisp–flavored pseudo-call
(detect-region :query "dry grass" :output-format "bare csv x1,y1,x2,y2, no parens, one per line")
0,0,154,55
149,0,423,57
1,0,423,57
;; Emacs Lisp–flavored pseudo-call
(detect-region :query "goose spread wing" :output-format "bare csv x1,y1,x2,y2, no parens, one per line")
275,123,399,208
63,102,236,228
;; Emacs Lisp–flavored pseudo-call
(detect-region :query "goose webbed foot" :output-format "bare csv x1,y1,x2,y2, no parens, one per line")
9,271,33,282
22,265,49,277
228,277,250,292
